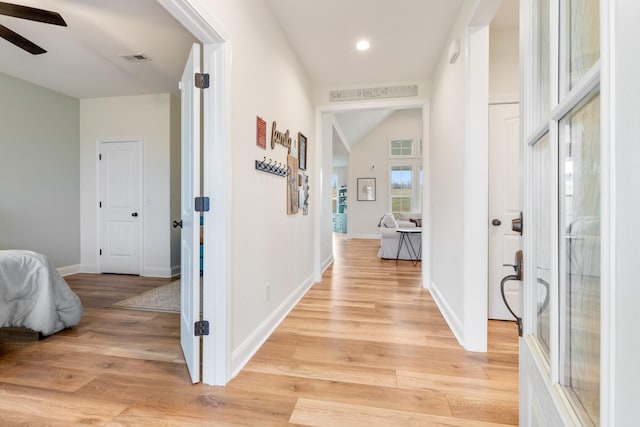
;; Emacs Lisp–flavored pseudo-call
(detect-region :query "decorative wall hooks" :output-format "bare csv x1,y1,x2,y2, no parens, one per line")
255,157,287,177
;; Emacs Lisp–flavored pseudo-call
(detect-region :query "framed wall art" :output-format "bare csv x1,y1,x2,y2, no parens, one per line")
298,132,307,170
357,178,376,201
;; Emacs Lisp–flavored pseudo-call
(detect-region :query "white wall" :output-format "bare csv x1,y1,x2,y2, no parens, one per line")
191,0,315,374
489,28,519,101
0,73,80,269
348,109,423,237
80,94,175,277
428,1,478,342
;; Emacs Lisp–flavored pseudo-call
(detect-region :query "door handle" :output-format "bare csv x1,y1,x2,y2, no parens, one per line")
492,219,501,226
512,212,523,235
501,250,524,336
173,220,183,229
131,212,138,217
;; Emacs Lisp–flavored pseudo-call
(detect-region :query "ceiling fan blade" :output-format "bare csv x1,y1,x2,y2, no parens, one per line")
0,23,46,54
0,2,66,26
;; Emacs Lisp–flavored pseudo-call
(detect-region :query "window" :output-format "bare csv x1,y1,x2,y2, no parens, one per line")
389,138,414,158
390,165,413,215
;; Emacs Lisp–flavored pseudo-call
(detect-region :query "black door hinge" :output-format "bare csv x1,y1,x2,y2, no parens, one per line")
194,320,209,336
195,197,210,212
195,73,210,89
99,153,102,160
99,249,102,256
99,201,102,208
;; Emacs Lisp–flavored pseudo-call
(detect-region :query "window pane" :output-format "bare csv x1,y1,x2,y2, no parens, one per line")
559,93,600,426
532,133,552,361
533,0,550,129
564,0,600,91
391,165,412,214
390,139,413,157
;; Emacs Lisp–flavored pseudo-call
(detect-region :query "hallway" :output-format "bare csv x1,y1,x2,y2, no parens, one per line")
238,236,519,425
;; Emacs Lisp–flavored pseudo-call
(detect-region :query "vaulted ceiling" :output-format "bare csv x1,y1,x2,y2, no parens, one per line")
0,0,470,99
0,0,517,166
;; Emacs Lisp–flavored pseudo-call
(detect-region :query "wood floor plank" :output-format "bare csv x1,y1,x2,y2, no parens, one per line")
227,371,453,417
0,383,128,425
289,398,515,427
0,236,519,425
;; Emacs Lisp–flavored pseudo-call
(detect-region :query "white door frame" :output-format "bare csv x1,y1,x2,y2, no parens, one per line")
96,138,143,275
157,0,231,386
464,23,491,352
313,99,430,289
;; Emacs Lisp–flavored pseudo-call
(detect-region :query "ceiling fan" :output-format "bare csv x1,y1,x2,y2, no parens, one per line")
0,1,66,55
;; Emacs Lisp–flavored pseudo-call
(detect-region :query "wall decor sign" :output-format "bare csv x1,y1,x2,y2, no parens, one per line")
271,121,292,153
298,132,307,170
357,177,376,201
256,116,267,149
287,155,299,214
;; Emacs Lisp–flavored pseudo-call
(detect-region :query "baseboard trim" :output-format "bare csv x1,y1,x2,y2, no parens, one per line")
170,264,181,278
80,264,98,274
141,267,173,278
231,273,315,378
322,254,334,274
347,234,379,239
429,280,464,347
57,264,81,277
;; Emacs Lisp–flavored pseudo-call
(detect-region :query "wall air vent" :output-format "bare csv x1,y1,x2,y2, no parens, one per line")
329,84,418,102
120,53,152,62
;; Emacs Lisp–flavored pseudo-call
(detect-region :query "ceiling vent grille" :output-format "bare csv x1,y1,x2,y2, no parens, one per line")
329,84,418,102
120,53,152,62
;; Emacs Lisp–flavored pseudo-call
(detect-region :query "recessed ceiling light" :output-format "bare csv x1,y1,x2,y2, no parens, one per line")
356,39,370,51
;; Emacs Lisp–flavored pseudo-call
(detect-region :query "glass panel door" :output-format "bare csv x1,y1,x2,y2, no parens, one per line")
533,0,551,130
521,0,602,425
531,133,552,362
563,0,600,92
559,92,601,426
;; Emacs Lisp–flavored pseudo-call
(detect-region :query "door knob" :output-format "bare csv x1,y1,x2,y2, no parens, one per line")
492,219,501,226
131,212,138,217
172,220,183,229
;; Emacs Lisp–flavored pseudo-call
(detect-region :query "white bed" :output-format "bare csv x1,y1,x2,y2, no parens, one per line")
0,250,83,336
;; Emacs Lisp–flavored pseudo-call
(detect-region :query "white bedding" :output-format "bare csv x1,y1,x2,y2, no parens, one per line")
0,250,83,336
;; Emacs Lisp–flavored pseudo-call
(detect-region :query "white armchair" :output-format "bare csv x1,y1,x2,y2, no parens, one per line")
377,213,422,260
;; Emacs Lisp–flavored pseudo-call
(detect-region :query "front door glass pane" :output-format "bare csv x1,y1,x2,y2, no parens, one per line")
564,0,600,91
559,92,600,426
532,133,552,362
534,0,550,130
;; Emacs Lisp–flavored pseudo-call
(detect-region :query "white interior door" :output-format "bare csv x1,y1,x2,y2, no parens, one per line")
179,43,201,384
488,103,521,320
99,140,142,275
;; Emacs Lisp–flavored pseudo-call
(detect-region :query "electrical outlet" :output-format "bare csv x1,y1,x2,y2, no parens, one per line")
265,283,271,301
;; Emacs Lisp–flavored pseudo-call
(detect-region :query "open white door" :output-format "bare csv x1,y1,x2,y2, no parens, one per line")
488,103,521,320
178,43,201,383
520,1,602,425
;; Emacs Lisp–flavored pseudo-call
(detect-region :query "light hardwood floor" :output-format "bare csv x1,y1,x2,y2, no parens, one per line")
0,237,519,426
